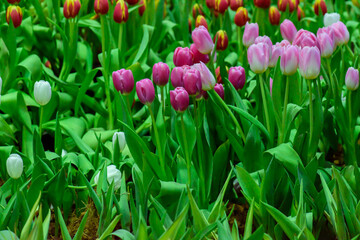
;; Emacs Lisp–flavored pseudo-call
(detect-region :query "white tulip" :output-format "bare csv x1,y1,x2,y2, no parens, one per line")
94,165,122,190
6,154,23,179
34,80,52,106
324,13,340,27
112,132,126,152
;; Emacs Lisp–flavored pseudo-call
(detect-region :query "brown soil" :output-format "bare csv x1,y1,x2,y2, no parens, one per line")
227,202,249,235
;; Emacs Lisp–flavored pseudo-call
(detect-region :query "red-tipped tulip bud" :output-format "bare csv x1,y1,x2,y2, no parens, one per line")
114,0,128,23
230,0,243,10
299,46,321,80
183,68,202,96
214,83,225,99
126,0,138,5
243,22,259,47
192,26,214,54
136,79,155,105
215,0,229,14
192,3,204,18
254,0,271,8
248,43,270,74
138,0,146,16
170,87,189,112
216,66,222,83
330,21,349,46
193,62,216,91
280,19,297,43
345,67,359,91
280,45,299,76
228,66,246,90
195,15,208,29
63,0,81,19
94,0,109,14
234,7,249,27
214,30,229,51
45,60,52,69
269,6,280,25
314,0,327,16
152,62,170,86
277,0,297,12
297,6,304,21
173,47,193,67
6,6,22,28
206,0,215,9
112,69,134,95
191,44,210,64
7,0,21,3
293,29,320,49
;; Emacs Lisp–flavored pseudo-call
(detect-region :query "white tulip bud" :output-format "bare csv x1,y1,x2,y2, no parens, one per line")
94,165,122,191
324,13,340,27
6,154,23,179
34,80,52,106
112,132,126,152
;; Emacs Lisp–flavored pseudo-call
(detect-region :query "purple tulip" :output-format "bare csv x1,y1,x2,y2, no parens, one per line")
280,19,297,43
191,26,214,54
170,87,189,112
330,21,349,46
345,67,359,91
293,29,320,49
255,36,273,58
173,47,193,67
183,68,202,96
112,69,134,95
192,62,216,91
247,43,270,74
190,44,210,64
243,22,259,48
214,83,225,99
299,47,321,80
280,46,299,76
152,62,170,86
228,66,246,90
136,79,155,105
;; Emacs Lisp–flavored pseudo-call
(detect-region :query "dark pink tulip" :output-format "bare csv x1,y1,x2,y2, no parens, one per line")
171,66,186,88
280,45,299,76
293,29,320,49
170,87,189,112
330,21,349,46
152,62,170,86
112,69,134,95
214,83,225,99
113,0,129,23
190,44,210,64
136,79,155,105
280,19,297,43
63,0,81,19
183,68,202,96
228,66,246,90
173,47,193,67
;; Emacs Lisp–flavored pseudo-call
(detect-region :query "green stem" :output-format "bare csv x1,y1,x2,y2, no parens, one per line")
259,74,271,135
161,86,165,116
118,23,124,67
279,76,289,144
238,27,243,63
68,183,97,189
345,44,355,61
148,106,165,172
307,79,314,159
39,106,44,137
181,113,191,186
326,58,336,97
348,90,352,136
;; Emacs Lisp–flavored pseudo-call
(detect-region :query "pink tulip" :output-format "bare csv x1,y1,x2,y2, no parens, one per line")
214,83,225,99
183,68,202,96
192,62,216,91
330,21,349,46
293,29,320,49
243,22,259,48
269,40,290,67
152,62,170,86
280,19,297,43
190,44,210,64
170,87,189,112
228,66,246,90
173,47,193,67
136,79,155,105
345,67,359,91
299,47,321,80
280,45,299,76
317,30,335,58
112,69,134,95
191,26,214,54
255,36,273,58
247,43,270,74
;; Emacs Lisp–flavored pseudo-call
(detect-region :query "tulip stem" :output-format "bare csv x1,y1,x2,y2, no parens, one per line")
237,27,243,63
161,86,166,116
148,106,165,173
181,113,191,186
348,90,353,135
259,74,271,136
279,76,289,144
118,23,124,67
39,106,44,137
345,44,355,62
307,79,314,158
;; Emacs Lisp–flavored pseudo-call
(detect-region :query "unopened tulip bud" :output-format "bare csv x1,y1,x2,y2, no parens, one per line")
247,43,270,74
112,69,134,95
215,0,229,14
297,5,304,21
243,22,259,47
254,0,271,8
280,45,299,76
234,7,249,27
126,0,138,5
94,0,109,14
216,66,222,83
192,3,204,18
293,29,320,49
317,28,335,58
255,36,273,58
170,87,189,112
112,132,126,151
152,62,170,86
191,44,210,64
214,83,225,99
138,0,146,16
228,66,246,90
136,79,155,105
94,165,122,190
280,19,297,43
195,15,208,29
299,46,321,80
230,0,243,10
330,21,349,46
214,30,229,51
278,0,297,12
64,0,81,19
323,13,340,27
206,0,215,9
114,0,129,23
345,67,359,91
173,47,193,67
183,68,202,96
192,26,214,54
6,6,22,28
34,80,52,106
269,6,281,25
192,62,216,91
6,154,23,179
314,0,327,16
45,60,52,69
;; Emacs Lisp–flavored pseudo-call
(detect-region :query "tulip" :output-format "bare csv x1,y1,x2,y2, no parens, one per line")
280,19,297,43
94,0,109,14
170,87,189,112
113,0,129,23
63,0,81,19
299,47,321,80
269,40,290,67
112,132,126,152
152,62,170,86
136,79,155,105
314,0,327,16
215,66,222,83
243,22,259,48
6,154,23,179
6,6,22,28
34,80,52,106
112,69,134,95
317,28,335,58
7,0,21,3
234,7,249,27
188,18,192,32
228,66,246,90
191,44,210,64
192,62,216,91
195,15,208,29
297,6,304,21
278,0,297,12
293,29,320,49
255,36,273,58
324,13,340,27
330,21,349,46
248,43,270,74
183,68,202,96
173,47,193,67
215,0,229,14
171,66,187,88
214,83,225,99
230,0,243,11
138,0,146,16
214,30,229,51
94,165,122,190
254,0,271,8
192,3,204,18
192,26,214,54
45,60,52,69
280,46,299,75
269,6,281,25
206,0,215,9
126,0,138,4
345,67,359,91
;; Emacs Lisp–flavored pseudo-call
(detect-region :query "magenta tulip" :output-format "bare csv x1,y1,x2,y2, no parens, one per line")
345,67,359,91
214,83,225,99
152,62,170,86
280,19,297,43
136,79,155,105
191,26,214,54
183,68,202,96
171,66,188,88
228,66,246,90
293,29,320,49
247,43,270,74
243,22,259,48
190,44,210,64
170,87,189,112
280,46,299,76
192,62,216,91
112,69,134,95
173,47,193,67
299,47,321,80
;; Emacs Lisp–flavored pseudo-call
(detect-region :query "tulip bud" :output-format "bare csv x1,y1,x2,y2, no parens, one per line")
94,0,109,14
214,30,229,51
171,66,189,88
269,6,281,25
323,13,340,27
34,80,52,106
254,36,273,59
215,0,229,14
126,0,138,5
243,22,259,48
138,0,146,16
6,6,22,28
330,21,349,46
112,132,126,152
170,87,189,112
206,0,215,9
317,27,335,58
6,154,23,179
192,26,214,54
94,165,122,190
173,47,193,67
45,60,52,69
191,44,210,64
314,0,327,16
214,83,225,99
297,5,304,21
183,68,202,96
278,0,297,12
299,46,321,80
112,69,134,95
280,45,299,76
7,0,21,3
188,18,192,32
215,66,222,83
63,0,81,19
195,15,208,29
234,7,249,27
192,3,204,18
280,19,297,43
114,0,129,23
247,43,270,74
345,67,359,91
192,62,216,91
230,0,243,11
254,0,271,8
228,66,246,90
152,62,170,86
293,29,320,49
136,79,155,105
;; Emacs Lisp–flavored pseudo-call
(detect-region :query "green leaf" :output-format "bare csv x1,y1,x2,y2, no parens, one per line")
158,204,189,240
244,199,255,239
234,165,260,202
187,186,209,232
